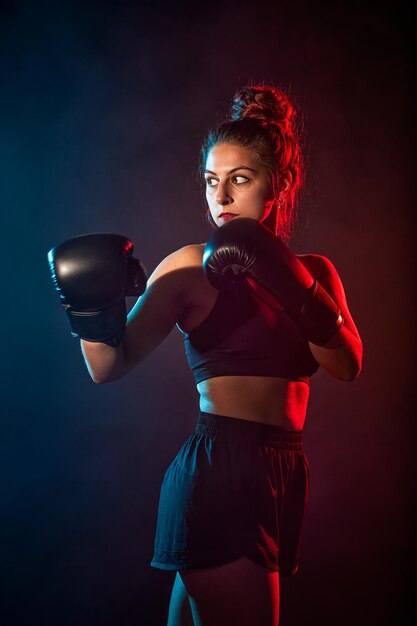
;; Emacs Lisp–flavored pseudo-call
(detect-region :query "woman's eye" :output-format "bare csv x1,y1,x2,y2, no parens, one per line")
205,178,218,187
233,176,249,184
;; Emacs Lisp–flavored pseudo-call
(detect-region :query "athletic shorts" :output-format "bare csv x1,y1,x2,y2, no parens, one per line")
150,410,310,576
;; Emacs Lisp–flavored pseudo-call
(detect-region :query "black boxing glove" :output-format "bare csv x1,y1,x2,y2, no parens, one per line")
202,218,343,346
47,233,147,347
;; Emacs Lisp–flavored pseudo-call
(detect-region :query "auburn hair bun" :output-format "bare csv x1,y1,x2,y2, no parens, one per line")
230,85,295,131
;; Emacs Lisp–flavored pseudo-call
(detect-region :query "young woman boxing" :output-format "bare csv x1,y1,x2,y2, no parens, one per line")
48,85,362,626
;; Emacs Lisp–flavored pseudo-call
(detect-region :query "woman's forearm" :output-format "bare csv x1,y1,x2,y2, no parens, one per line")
309,325,363,381
80,338,127,383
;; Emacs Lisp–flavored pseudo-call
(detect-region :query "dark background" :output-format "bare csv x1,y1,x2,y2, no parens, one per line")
1,1,415,624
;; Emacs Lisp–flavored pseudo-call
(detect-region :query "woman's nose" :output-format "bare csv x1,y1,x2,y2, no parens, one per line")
216,182,232,205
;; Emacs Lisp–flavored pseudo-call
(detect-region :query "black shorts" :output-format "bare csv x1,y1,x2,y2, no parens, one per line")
150,411,310,576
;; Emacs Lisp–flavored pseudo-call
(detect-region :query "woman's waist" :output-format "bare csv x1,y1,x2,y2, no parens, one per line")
196,375,310,429
195,410,305,449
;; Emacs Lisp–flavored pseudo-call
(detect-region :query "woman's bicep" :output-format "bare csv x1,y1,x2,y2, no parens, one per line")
316,256,362,346
299,253,363,380
300,254,361,344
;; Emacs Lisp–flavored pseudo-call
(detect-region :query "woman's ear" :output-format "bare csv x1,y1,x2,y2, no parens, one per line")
280,170,293,192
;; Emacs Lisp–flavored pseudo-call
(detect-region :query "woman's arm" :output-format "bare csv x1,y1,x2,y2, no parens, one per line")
299,254,363,381
81,245,202,383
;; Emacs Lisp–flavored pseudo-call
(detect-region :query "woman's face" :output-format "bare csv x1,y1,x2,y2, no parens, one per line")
204,143,275,228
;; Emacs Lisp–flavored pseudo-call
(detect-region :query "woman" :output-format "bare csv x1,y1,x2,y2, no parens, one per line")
48,85,363,626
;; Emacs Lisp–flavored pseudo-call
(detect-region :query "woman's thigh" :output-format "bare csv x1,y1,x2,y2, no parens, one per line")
167,573,194,626
179,556,279,626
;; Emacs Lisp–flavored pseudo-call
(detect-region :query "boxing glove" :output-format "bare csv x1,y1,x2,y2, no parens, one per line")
202,218,343,346
47,233,147,346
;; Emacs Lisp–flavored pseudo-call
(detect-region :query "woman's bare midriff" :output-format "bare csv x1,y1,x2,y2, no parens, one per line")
197,376,310,430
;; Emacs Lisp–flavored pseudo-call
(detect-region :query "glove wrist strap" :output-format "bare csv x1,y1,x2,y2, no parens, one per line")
65,299,127,347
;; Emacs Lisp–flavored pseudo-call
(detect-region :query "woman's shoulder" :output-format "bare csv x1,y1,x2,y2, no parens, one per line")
145,243,206,295
178,242,206,258
296,252,339,280
154,243,204,270
169,242,205,258
296,252,347,306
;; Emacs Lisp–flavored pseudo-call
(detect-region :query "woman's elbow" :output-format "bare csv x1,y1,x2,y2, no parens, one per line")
89,373,109,384
342,364,361,381
88,368,125,384
336,357,362,382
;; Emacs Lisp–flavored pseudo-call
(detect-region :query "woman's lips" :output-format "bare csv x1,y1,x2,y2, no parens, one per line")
219,213,238,221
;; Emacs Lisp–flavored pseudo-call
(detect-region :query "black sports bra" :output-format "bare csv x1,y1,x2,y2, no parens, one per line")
177,281,320,385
